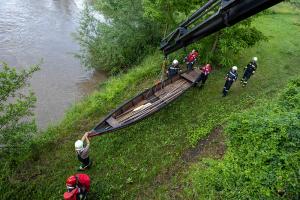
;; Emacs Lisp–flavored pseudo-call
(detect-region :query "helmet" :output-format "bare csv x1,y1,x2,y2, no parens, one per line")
252,57,258,62
172,59,179,65
66,175,76,187
232,66,238,71
75,140,83,151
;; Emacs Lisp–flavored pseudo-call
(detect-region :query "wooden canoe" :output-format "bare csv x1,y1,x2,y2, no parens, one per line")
89,68,202,137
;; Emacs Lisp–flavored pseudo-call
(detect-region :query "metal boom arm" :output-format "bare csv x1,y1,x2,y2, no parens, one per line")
160,0,283,56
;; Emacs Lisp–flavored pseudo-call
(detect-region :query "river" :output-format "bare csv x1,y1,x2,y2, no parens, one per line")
0,0,106,129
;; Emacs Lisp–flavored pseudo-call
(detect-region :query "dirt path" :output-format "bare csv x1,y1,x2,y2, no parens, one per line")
138,126,226,199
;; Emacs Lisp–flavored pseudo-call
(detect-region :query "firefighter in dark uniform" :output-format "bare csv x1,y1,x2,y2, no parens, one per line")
222,66,238,97
241,57,258,87
167,59,181,79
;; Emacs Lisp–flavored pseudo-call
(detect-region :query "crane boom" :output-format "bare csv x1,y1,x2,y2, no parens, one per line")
160,0,283,56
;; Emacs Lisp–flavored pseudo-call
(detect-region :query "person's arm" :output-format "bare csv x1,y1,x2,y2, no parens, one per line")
85,133,90,146
81,132,91,145
225,72,229,80
253,63,257,73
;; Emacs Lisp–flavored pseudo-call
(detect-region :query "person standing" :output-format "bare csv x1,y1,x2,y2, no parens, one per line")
241,57,258,87
75,132,92,171
194,64,212,88
222,66,238,97
167,59,181,79
184,49,199,71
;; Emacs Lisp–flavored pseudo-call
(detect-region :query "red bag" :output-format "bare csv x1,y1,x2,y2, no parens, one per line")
64,188,79,200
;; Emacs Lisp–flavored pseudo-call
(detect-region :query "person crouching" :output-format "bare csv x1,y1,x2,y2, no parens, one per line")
64,173,90,200
75,132,92,171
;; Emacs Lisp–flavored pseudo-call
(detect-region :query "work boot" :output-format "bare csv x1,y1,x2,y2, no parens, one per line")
222,91,227,97
78,165,88,171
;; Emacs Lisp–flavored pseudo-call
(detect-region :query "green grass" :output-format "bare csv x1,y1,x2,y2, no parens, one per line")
1,3,300,200
179,79,300,200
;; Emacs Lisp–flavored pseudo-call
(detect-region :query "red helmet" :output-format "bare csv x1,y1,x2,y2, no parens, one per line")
66,175,77,187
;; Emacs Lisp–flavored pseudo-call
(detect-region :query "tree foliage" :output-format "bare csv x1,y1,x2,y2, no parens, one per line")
77,0,267,72
76,0,161,73
202,20,267,66
0,63,39,157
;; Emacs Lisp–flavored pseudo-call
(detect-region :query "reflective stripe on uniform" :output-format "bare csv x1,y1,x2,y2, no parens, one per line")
229,71,236,77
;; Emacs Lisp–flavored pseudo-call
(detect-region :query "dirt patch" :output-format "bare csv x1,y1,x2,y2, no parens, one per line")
182,126,226,162
138,126,226,199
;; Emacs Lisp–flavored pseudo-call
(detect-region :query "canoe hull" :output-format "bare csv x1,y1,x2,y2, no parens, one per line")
89,69,202,137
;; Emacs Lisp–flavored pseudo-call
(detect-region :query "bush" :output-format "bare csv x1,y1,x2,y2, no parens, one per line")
0,63,39,161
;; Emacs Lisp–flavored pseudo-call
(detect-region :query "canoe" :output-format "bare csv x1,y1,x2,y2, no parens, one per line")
88,68,202,137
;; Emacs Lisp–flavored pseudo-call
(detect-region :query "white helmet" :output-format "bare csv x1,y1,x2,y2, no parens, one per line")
75,140,83,151
252,57,258,62
232,66,238,71
172,59,179,65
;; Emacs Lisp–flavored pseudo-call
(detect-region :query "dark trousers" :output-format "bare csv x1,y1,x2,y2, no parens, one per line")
223,79,234,96
78,155,90,167
195,73,208,86
187,62,194,71
241,70,253,86
168,70,178,79
242,70,252,81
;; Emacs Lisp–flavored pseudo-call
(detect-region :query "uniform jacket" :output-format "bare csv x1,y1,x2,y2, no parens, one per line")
245,61,257,73
226,70,238,81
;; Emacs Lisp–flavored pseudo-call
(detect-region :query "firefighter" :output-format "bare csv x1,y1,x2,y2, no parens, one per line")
184,49,199,71
194,64,212,88
64,173,90,200
240,57,258,87
222,66,238,97
167,59,181,79
75,132,92,171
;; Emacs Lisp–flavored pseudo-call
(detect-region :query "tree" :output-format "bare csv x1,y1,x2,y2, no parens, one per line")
76,0,161,73
76,0,267,72
200,20,267,66
0,63,39,157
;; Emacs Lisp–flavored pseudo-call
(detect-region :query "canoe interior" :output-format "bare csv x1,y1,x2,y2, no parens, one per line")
93,69,202,135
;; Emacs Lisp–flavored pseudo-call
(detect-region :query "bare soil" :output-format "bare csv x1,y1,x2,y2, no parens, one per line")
138,126,226,199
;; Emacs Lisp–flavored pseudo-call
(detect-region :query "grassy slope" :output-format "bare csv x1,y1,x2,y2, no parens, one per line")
2,3,300,200
148,3,300,199
179,78,300,200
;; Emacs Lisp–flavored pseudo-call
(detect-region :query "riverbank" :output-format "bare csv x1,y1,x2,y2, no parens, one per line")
1,3,300,199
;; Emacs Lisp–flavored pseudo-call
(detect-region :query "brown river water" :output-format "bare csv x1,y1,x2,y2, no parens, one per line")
0,0,107,129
